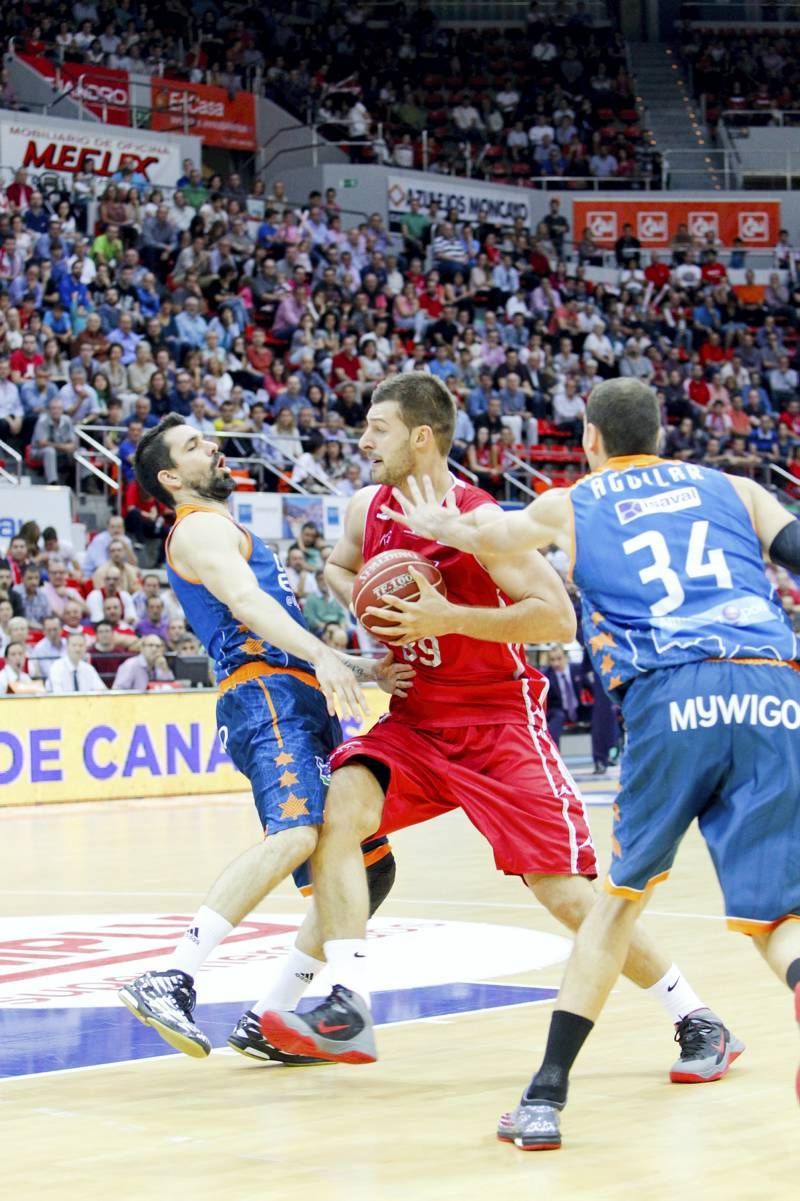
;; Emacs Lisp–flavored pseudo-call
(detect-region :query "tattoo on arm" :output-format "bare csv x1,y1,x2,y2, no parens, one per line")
337,653,375,681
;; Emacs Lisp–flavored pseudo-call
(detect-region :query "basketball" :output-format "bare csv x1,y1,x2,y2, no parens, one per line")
352,549,446,639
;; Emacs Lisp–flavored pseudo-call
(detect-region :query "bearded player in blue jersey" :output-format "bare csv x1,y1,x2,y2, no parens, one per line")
386,377,800,1147
117,414,411,1062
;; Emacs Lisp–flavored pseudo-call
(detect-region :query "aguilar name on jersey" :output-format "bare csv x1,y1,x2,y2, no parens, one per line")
365,478,547,726
569,455,798,695
166,504,314,684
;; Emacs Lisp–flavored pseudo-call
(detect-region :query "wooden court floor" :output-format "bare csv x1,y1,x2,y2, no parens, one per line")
1,786,798,1201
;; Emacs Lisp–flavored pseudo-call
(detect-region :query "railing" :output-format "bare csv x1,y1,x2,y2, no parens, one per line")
74,427,121,511
721,110,800,130
769,461,800,498
0,438,22,486
429,0,610,22
681,2,800,24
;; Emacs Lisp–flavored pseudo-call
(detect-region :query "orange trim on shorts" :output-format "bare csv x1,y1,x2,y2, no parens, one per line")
218,660,320,696
256,677,284,749
726,913,800,936
296,842,392,900
362,842,393,869
604,870,670,900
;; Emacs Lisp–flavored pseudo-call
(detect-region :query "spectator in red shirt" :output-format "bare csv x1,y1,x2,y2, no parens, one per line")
417,275,444,319
779,398,800,437
685,362,711,409
6,169,33,212
5,535,30,586
330,333,361,393
700,251,727,288
122,480,172,557
9,333,44,383
699,331,727,368
644,254,671,290
245,327,273,378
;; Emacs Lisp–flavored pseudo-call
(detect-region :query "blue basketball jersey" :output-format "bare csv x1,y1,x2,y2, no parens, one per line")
569,455,797,693
166,503,313,684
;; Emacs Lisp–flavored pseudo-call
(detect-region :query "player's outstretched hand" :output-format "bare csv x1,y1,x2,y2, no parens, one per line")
374,651,415,697
380,475,465,546
315,649,367,720
366,567,455,645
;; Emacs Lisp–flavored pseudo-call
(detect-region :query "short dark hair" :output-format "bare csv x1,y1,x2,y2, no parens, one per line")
94,620,113,633
370,375,456,455
585,378,661,457
134,413,184,507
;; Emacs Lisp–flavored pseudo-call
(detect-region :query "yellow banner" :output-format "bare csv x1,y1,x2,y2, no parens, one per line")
0,688,389,806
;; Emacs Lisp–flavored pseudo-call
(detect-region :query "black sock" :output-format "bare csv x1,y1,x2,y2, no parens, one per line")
786,958,800,992
524,1010,594,1106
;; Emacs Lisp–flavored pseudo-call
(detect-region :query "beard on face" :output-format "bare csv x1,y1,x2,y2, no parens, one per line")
195,462,236,501
371,439,416,487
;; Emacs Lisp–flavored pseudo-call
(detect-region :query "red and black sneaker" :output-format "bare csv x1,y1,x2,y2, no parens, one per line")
259,984,377,1064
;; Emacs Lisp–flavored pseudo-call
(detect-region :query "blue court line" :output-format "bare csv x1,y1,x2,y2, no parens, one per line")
0,983,557,1079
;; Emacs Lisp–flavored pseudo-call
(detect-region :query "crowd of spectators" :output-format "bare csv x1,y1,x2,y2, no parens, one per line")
0,514,213,694
0,509,369,694
0,2,656,187
679,23,800,136
1,152,800,517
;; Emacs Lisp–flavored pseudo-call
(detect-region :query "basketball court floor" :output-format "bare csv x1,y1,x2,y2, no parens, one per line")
1,758,797,1201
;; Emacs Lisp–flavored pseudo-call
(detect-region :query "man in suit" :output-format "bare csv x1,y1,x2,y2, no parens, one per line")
543,644,591,749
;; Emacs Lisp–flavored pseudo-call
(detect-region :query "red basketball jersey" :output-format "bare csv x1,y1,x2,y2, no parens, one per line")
362,478,547,726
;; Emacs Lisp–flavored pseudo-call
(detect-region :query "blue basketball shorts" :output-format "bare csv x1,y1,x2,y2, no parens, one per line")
608,659,800,933
216,668,391,894
217,671,341,837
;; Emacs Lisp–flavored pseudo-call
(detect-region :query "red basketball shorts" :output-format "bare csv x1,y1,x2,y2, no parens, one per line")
329,714,597,878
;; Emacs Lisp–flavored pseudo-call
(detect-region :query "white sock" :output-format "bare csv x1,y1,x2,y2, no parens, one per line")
323,938,370,1007
170,906,233,979
252,948,325,1014
648,964,705,1023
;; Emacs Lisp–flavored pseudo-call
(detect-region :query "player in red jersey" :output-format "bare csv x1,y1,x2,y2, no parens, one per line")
260,375,738,1078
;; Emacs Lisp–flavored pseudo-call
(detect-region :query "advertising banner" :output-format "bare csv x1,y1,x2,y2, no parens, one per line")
387,173,534,227
0,688,389,806
19,55,131,126
230,493,349,545
0,112,185,186
150,79,257,151
0,486,74,551
572,199,782,249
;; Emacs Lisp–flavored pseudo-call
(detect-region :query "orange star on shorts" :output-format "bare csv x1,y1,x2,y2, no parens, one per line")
279,793,310,820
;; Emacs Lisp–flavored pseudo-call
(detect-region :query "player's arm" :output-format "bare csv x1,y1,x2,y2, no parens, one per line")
170,512,365,718
367,508,576,646
726,475,800,571
324,485,379,607
382,476,572,557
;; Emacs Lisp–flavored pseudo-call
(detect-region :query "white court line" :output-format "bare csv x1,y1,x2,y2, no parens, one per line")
0,888,725,922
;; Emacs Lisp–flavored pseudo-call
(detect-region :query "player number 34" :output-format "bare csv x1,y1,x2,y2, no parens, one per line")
400,636,442,668
623,519,733,617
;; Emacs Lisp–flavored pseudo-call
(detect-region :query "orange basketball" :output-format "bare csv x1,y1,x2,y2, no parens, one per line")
352,550,446,640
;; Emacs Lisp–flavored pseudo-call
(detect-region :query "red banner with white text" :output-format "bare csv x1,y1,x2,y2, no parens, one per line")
572,199,781,249
19,55,131,126
149,79,256,150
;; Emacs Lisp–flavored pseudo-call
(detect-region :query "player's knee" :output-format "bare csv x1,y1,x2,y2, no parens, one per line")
366,851,396,917
267,822,318,865
526,872,595,932
324,768,383,840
